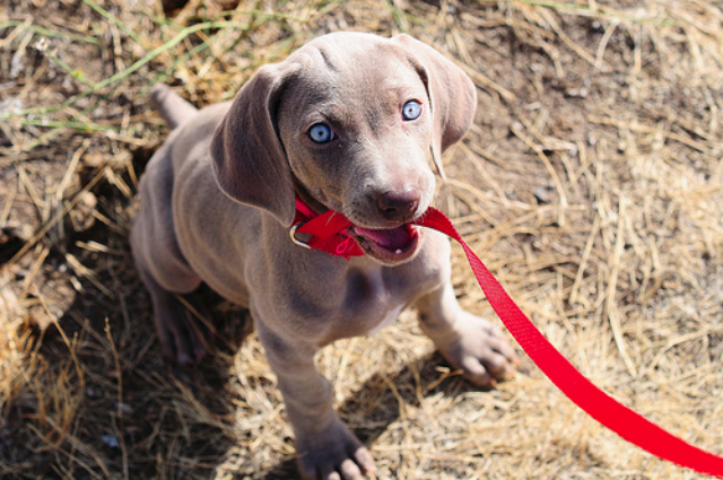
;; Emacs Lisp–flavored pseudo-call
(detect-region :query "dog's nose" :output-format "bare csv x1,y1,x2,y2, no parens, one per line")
376,187,420,221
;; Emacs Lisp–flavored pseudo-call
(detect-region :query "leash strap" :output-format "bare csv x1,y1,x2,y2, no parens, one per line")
291,199,723,476
416,207,723,477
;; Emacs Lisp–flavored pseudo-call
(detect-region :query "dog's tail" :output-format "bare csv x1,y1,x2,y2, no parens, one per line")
149,84,198,130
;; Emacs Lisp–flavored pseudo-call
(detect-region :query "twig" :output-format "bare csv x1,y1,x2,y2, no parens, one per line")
105,319,129,480
606,197,636,377
595,18,619,70
589,115,715,152
458,62,517,103
569,215,601,306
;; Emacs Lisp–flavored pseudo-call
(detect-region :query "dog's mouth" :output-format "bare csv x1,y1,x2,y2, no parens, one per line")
348,223,422,263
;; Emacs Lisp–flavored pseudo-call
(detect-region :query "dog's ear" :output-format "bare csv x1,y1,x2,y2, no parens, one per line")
211,62,300,225
391,34,477,179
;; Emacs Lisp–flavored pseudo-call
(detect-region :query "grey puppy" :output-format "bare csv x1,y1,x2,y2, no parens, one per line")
131,32,517,480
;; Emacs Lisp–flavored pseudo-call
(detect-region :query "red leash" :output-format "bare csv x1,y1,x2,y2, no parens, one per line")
291,198,723,476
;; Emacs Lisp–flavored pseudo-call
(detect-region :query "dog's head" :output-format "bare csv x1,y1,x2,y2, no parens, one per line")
211,32,476,265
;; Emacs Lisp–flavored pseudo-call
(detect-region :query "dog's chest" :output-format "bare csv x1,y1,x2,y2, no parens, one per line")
368,303,404,335
338,265,424,336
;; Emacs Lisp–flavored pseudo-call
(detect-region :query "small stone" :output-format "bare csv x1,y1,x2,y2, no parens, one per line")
102,434,119,449
534,186,550,204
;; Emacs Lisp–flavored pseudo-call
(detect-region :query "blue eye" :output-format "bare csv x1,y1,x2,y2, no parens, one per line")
402,100,422,121
308,123,335,144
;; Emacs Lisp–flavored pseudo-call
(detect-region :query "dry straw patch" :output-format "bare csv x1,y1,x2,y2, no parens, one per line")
1,0,722,478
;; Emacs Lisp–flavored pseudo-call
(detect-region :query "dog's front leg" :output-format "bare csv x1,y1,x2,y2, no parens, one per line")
255,321,375,480
416,280,518,387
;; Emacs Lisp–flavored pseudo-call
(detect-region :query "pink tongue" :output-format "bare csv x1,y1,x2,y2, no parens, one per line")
355,225,412,249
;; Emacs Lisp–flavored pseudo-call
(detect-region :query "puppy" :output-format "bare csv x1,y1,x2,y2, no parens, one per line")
131,32,517,479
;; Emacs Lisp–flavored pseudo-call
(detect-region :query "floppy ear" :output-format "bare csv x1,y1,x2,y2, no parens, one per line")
210,62,300,225
391,34,477,179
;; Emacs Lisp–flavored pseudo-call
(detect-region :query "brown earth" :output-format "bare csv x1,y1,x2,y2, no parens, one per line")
1,0,722,478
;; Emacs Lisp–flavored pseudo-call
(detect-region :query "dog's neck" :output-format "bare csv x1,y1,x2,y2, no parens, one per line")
291,178,328,216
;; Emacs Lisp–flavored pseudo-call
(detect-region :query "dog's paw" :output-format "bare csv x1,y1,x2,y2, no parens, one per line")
437,312,518,387
296,418,375,480
154,292,212,365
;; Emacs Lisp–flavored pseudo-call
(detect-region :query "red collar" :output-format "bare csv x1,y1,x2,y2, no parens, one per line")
289,196,364,259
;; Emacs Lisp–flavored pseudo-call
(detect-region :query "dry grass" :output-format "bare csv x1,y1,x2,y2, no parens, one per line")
1,0,722,478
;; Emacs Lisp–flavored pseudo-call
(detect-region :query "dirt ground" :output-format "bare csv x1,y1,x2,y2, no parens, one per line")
1,0,722,478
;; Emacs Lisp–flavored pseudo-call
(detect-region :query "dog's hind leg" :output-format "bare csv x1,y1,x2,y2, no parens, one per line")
131,145,211,364
131,212,212,363
135,264,211,364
